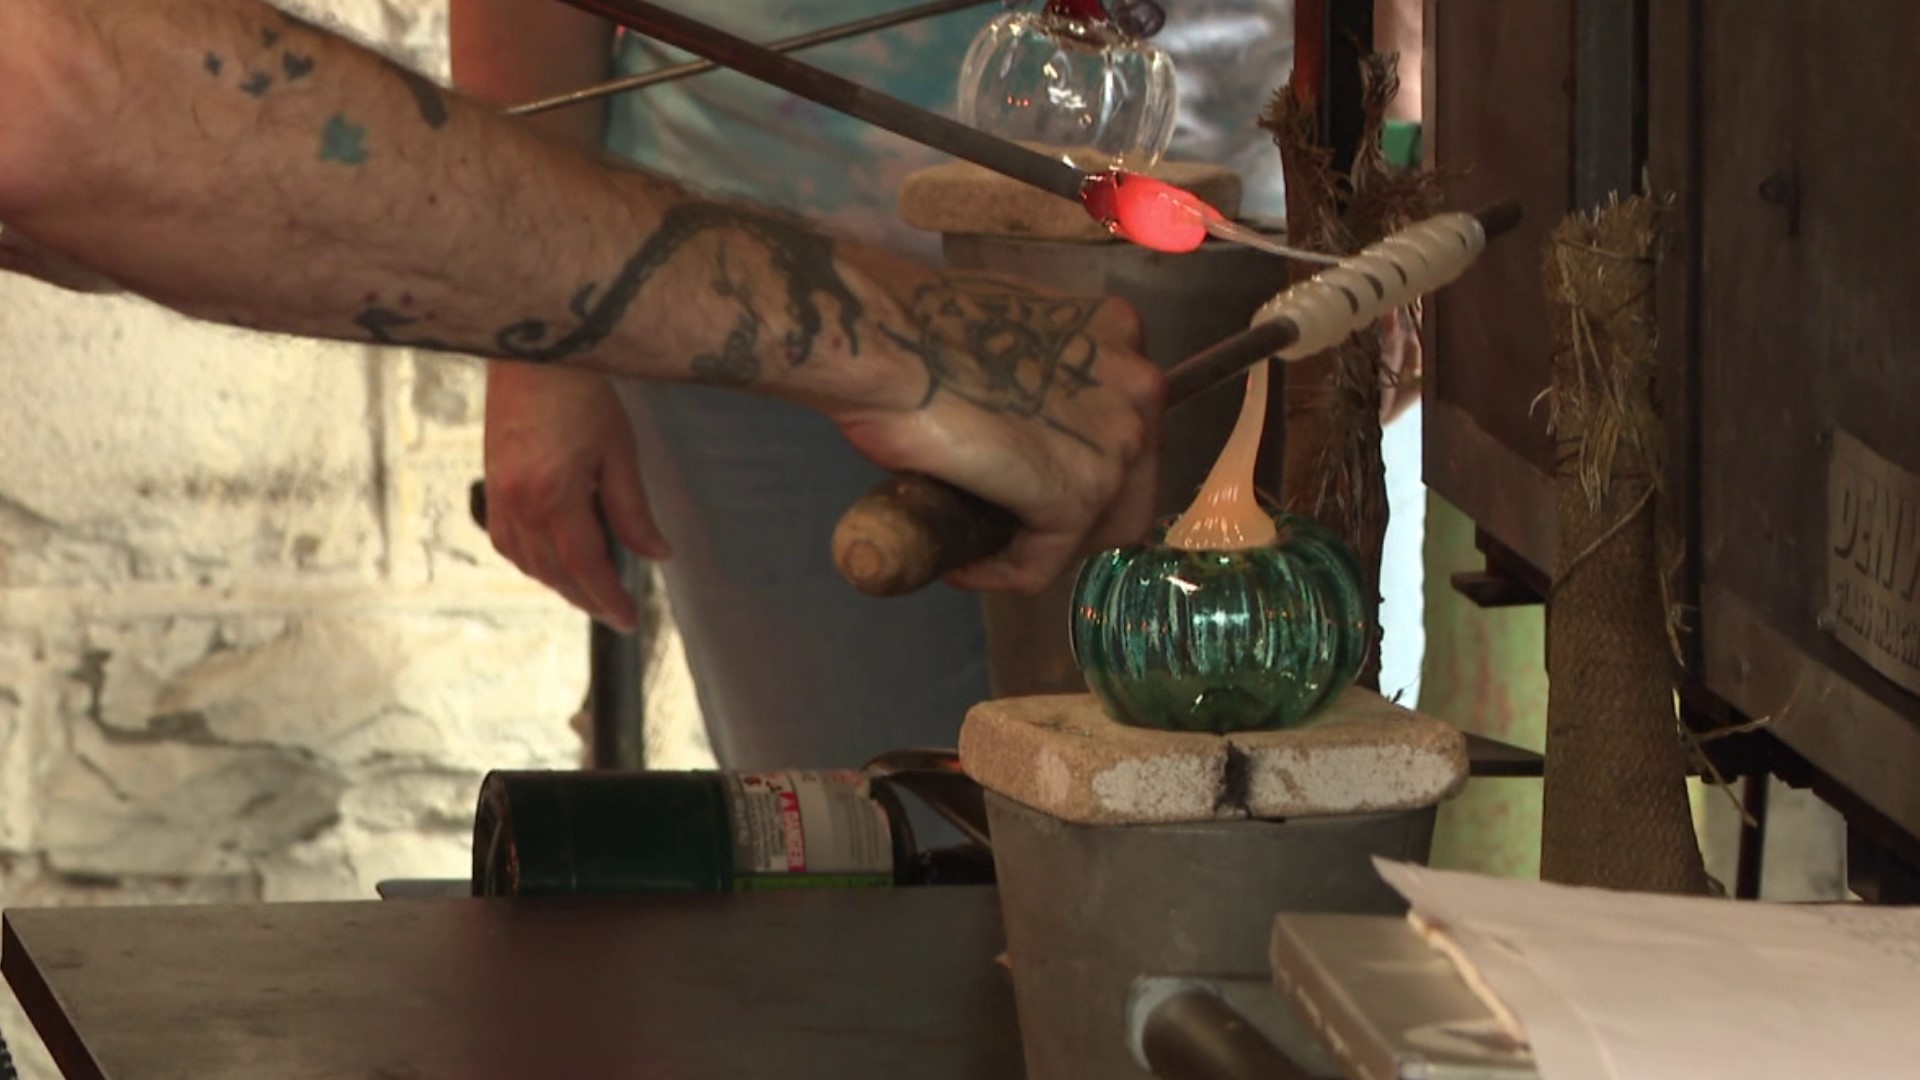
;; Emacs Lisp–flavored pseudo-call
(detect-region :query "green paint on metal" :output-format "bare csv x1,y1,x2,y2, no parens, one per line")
1381,120,1423,170
1419,495,1549,879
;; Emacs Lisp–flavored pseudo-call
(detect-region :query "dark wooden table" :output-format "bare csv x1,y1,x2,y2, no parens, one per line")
2,886,1024,1079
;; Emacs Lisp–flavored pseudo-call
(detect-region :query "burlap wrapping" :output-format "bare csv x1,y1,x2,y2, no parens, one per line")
1539,197,1709,894
1261,54,1439,689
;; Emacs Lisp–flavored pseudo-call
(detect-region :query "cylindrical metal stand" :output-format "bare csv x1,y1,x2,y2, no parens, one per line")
986,792,1434,1080
1139,989,1310,1080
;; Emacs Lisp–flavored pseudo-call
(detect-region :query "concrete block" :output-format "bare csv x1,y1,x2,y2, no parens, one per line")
289,0,451,76
40,732,348,878
960,694,1228,824
1231,692,1471,819
0,630,49,852
255,830,362,903
79,616,386,754
0,288,382,589
337,828,471,897
13,607,579,884
961,689,1470,826
337,765,483,834
261,822,470,902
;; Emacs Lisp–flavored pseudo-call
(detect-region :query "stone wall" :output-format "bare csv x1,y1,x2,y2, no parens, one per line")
0,2,672,1073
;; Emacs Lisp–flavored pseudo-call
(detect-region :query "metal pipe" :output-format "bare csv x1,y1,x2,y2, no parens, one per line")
550,0,1091,201
587,557,646,769
1163,319,1302,406
1162,200,1524,409
1736,772,1771,900
510,0,999,116
1139,988,1313,1080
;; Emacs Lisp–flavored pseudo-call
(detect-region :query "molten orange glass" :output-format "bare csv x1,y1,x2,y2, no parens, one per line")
1081,170,1284,550
1079,170,1223,254
1165,360,1279,551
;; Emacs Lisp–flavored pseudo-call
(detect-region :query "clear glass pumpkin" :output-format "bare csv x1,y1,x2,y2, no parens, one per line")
1070,511,1371,734
956,4,1178,171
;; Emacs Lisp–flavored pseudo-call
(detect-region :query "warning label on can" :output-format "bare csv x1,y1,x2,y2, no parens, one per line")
719,771,894,886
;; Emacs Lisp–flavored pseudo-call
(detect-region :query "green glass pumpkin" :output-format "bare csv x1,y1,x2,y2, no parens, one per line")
1070,511,1371,733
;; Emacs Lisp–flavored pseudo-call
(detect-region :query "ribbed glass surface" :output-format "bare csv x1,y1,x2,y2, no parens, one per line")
956,10,1178,171
1070,514,1370,733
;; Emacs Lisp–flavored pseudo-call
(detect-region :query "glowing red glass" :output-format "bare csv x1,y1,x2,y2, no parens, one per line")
1044,0,1111,22
1078,170,1223,254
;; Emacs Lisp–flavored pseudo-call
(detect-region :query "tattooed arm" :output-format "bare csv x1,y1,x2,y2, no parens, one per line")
0,0,1161,590
0,224,121,293
451,0,660,631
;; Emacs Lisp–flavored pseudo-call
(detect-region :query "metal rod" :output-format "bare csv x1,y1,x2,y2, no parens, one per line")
587,559,646,770
1162,200,1525,408
1200,217,1340,266
1140,989,1313,1080
1736,771,1771,900
510,0,999,117
471,480,644,769
1163,318,1301,407
552,0,1092,201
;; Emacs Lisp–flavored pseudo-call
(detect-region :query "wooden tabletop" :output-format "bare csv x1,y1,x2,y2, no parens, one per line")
3,886,1024,1080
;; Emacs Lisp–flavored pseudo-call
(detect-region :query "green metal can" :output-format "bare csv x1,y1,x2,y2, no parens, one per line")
472,769,917,897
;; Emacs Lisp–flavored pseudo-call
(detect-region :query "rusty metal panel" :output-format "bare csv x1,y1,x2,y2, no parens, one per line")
1422,0,1570,574
1705,587,1920,845
1696,0,1920,836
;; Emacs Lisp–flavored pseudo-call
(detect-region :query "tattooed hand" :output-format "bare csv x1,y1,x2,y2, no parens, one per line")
482,362,665,633
826,258,1165,593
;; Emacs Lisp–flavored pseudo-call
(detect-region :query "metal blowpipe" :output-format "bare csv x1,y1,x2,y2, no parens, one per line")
509,0,1000,117
552,0,1091,201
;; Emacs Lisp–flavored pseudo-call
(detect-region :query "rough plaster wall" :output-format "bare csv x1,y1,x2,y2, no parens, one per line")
0,3,711,1074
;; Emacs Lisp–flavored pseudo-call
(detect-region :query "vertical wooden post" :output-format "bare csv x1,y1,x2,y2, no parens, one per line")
1267,2,1395,689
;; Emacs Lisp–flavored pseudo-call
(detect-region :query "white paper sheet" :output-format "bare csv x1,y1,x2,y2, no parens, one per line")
1375,859,1920,1080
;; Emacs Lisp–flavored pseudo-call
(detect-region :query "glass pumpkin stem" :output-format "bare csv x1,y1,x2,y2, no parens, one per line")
1166,361,1281,551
